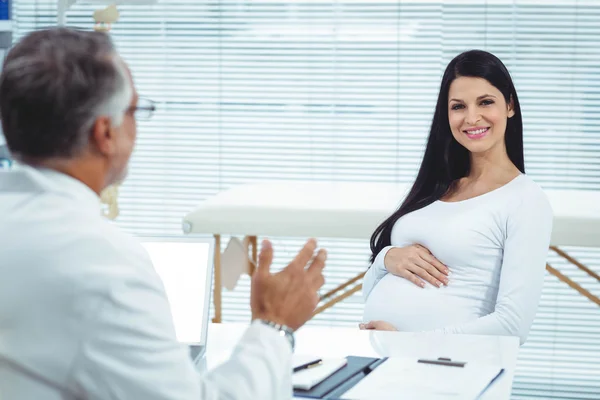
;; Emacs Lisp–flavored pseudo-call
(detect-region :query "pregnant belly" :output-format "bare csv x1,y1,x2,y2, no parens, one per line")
363,273,485,331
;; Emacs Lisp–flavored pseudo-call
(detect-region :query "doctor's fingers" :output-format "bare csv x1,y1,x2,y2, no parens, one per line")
306,249,327,288
289,238,318,271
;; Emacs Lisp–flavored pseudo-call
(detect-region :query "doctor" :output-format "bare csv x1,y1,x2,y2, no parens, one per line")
0,28,326,399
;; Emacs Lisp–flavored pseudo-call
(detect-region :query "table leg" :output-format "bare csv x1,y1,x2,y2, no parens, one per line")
312,272,366,317
550,246,600,283
212,234,222,323
313,284,363,316
248,235,257,276
547,246,600,307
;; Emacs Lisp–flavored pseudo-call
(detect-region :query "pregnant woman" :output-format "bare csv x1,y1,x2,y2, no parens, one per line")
361,50,553,345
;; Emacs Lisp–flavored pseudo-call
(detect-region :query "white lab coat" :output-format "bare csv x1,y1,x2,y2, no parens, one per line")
0,165,292,400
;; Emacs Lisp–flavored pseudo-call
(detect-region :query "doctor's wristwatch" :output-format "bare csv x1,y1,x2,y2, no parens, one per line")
258,320,295,351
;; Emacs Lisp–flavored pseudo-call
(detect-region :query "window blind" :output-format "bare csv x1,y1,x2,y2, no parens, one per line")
12,1,600,398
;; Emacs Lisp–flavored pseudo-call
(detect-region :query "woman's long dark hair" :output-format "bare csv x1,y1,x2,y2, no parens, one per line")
369,50,524,263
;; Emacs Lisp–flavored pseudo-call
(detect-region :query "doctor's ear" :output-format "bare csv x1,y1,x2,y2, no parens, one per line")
91,116,118,156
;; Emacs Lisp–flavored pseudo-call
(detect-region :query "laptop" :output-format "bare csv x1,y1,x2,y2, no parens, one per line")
140,237,215,363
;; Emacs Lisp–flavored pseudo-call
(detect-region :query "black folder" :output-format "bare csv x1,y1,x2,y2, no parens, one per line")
293,356,388,399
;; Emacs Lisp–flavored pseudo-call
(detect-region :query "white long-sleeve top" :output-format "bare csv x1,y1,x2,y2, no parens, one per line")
363,174,553,344
0,165,292,400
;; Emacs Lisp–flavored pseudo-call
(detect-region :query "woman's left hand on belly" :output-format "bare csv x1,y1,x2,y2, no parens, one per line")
358,320,398,331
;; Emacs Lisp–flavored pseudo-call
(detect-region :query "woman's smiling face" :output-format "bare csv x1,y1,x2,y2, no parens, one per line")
447,76,515,156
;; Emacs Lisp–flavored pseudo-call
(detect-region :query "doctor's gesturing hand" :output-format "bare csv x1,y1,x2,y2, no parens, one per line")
251,238,327,331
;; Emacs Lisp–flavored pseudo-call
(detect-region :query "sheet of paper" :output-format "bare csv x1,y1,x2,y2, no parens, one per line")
341,357,502,400
293,358,348,391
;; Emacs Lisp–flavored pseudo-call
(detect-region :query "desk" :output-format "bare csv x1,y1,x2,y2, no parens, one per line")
183,181,600,321
200,323,520,399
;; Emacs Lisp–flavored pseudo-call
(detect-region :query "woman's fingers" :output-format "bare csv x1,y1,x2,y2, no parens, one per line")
397,268,426,288
359,321,397,331
422,253,449,276
407,261,441,287
418,256,449,286
415,246,449,282
389,245,450,288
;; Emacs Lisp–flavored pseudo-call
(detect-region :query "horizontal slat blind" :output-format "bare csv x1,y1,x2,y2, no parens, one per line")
12,1,600,398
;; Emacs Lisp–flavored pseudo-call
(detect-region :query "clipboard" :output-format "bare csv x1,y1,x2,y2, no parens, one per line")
293,356,387,399
294,356,503,400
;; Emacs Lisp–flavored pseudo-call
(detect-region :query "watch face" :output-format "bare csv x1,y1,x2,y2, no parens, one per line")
259,319,295,350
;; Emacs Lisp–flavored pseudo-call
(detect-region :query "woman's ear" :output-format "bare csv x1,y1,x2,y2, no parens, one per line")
507,95,515,118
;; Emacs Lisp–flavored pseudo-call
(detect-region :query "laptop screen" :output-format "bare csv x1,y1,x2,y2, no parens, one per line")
141,239,214,346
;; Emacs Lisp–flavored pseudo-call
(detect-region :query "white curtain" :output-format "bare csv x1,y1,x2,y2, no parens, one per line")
12,0,600,398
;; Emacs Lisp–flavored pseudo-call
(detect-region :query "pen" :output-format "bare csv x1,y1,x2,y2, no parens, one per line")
418,357,466,368
293,359,323,373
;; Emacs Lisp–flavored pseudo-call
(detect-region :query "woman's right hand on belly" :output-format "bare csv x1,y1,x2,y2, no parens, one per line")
385,245,450,288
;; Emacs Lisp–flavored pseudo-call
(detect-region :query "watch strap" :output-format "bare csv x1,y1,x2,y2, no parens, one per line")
257,319,295,351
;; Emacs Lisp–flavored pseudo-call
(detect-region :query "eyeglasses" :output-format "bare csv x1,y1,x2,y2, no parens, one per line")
128,97,156,120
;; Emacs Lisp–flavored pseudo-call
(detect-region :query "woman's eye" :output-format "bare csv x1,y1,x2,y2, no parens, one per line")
481,99,494,106
451,104,464,110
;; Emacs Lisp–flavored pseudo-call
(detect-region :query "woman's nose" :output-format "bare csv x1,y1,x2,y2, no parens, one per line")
465,108,481,125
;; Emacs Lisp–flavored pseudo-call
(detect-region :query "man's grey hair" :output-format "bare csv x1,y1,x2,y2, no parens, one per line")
0,27,133,160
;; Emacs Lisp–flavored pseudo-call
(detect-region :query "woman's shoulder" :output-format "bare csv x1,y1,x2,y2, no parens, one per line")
508,174,553,216
512,174,549,197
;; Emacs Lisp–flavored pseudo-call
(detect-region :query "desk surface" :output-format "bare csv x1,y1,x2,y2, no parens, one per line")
184,181,600,247
201,323,519,399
